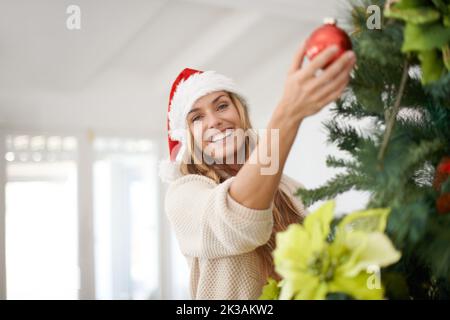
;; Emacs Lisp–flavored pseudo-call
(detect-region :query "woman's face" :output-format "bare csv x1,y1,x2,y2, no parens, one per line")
187,91,243,162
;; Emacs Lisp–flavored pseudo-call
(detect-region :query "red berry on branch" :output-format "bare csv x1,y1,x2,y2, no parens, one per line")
440,162,450,174
436,193,450,215
433,156,450,191
304,18,352,69
434,156,450,215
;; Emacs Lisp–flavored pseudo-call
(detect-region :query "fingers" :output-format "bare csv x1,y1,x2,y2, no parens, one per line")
314,72,349,104
313,51,355,85
288,40,307,75
284,44,357,119
310,57,355,101
317,77,350,108
300,45,340,78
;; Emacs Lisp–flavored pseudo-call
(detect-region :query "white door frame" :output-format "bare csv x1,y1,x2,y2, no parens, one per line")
77,130,96,299
0,129,7,299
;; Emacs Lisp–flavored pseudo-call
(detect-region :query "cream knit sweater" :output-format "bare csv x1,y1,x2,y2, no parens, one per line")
164,173,307,300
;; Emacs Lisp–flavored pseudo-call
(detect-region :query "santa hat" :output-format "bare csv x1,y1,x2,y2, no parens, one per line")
158,67,246,183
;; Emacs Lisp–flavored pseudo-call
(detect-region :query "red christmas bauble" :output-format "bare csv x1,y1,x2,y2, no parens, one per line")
305,18,352,68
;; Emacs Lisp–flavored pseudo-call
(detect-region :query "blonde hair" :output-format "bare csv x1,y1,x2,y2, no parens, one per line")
180,91,304,281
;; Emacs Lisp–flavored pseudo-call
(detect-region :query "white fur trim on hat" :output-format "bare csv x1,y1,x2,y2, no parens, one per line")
168,70,243,143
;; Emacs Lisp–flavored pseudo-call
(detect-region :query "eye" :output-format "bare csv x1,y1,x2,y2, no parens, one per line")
191,115,203,122
217,104,228,110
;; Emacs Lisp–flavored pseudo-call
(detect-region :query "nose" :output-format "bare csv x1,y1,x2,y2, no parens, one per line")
206,112,222,130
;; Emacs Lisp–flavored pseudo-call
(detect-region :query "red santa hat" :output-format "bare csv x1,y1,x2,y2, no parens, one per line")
158,67,246,183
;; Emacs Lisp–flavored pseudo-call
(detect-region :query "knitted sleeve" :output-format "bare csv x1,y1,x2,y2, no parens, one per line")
164,174,274,258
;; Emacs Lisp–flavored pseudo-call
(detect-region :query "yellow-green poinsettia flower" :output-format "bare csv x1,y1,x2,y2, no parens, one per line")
258,277,281,300
271,200,401,300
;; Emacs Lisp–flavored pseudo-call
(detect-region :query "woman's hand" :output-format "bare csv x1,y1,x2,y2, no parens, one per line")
278,41,356,121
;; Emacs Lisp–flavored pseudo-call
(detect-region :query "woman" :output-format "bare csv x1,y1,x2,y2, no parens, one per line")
159,42,356,299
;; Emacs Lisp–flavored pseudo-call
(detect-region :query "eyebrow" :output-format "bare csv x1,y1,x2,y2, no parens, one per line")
187,94,227,116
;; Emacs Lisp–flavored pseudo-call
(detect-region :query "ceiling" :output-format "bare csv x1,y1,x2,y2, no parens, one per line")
0,0,348,138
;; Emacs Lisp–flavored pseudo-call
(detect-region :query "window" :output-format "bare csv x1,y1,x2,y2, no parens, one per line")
93,138,159,299
5,134,79,299
1,132,167,300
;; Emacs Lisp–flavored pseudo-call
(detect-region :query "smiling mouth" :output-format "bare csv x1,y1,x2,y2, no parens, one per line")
209,129,234,143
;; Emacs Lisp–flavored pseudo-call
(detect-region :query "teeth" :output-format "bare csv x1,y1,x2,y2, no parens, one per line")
211,130,233,142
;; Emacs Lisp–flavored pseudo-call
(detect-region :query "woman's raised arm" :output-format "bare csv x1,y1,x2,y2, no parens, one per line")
229,42,356,210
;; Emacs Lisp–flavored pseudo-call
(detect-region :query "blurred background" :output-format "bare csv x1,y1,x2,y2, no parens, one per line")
0,0,369,299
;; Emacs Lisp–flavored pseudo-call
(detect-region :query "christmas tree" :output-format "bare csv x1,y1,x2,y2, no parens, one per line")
298,0,450,299
261,0,450,300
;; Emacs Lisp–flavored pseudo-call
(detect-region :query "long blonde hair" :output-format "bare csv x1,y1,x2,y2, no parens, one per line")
180,91,304,281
